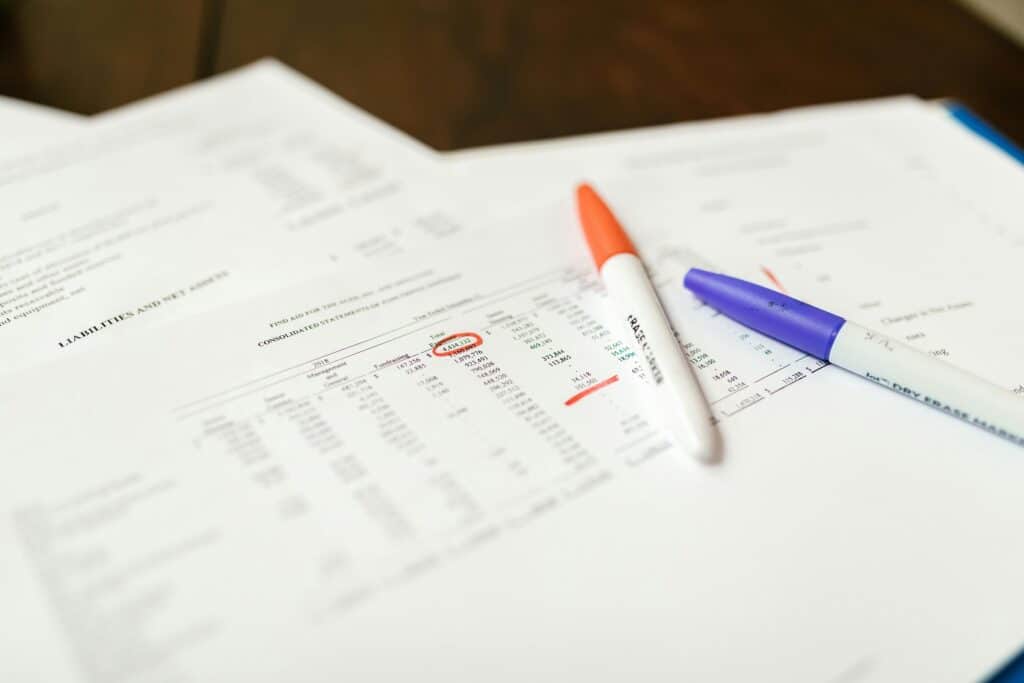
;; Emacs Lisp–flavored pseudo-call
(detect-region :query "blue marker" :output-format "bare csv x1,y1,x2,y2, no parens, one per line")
683,269,1024,447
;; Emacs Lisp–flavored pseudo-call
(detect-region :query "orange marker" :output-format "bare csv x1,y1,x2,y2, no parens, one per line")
576,183,718,463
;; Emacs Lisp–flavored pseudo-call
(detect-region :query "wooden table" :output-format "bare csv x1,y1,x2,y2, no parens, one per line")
2,0,1023,149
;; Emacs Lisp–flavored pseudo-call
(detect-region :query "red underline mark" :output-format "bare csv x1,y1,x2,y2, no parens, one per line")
760,265,787,293
564,375,620,406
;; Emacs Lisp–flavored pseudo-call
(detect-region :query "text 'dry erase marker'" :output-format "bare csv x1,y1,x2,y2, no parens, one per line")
577,184,718,462
683,268,1024,447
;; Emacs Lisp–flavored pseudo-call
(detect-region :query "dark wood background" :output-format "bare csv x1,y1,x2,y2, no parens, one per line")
1,0,1023,149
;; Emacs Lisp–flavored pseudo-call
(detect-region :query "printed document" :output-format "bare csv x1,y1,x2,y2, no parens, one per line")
2,87,1023,681
0,60,456,372
1,158,1022,682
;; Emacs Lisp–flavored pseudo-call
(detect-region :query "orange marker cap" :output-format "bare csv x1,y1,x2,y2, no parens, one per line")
575,183,637,270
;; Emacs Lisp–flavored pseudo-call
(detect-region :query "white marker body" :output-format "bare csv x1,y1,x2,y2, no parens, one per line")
601,253,718,462
829,322,1024,447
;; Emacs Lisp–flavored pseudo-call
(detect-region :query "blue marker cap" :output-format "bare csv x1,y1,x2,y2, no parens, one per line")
683,268,846,360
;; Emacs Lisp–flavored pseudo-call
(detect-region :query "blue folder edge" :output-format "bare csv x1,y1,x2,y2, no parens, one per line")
942,102,1024,683
987,647,1024,683
944,101,1024,166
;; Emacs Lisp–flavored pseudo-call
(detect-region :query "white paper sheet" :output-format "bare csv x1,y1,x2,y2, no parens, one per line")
444,96,1024,248
0,94,81,151
443,97,926,214
888,103,1024,246
1,148,1023,682
0,60,459,372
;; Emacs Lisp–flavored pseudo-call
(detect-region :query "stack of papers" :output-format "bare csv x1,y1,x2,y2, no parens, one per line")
1,60,1022,683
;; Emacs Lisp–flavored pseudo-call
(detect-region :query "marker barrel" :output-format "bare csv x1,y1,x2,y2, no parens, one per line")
830,322,1024,447
684,267,1024,448
603,254,718,461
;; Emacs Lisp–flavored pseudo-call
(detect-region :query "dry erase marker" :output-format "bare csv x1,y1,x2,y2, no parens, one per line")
684,269,1024,447
575,184,718,463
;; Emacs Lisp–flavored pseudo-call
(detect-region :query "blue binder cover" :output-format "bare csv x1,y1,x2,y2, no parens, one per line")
986,647,1024,683
945,101,1024,166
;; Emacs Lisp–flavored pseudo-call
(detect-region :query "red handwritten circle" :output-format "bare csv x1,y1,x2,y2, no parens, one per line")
432,332,484,357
